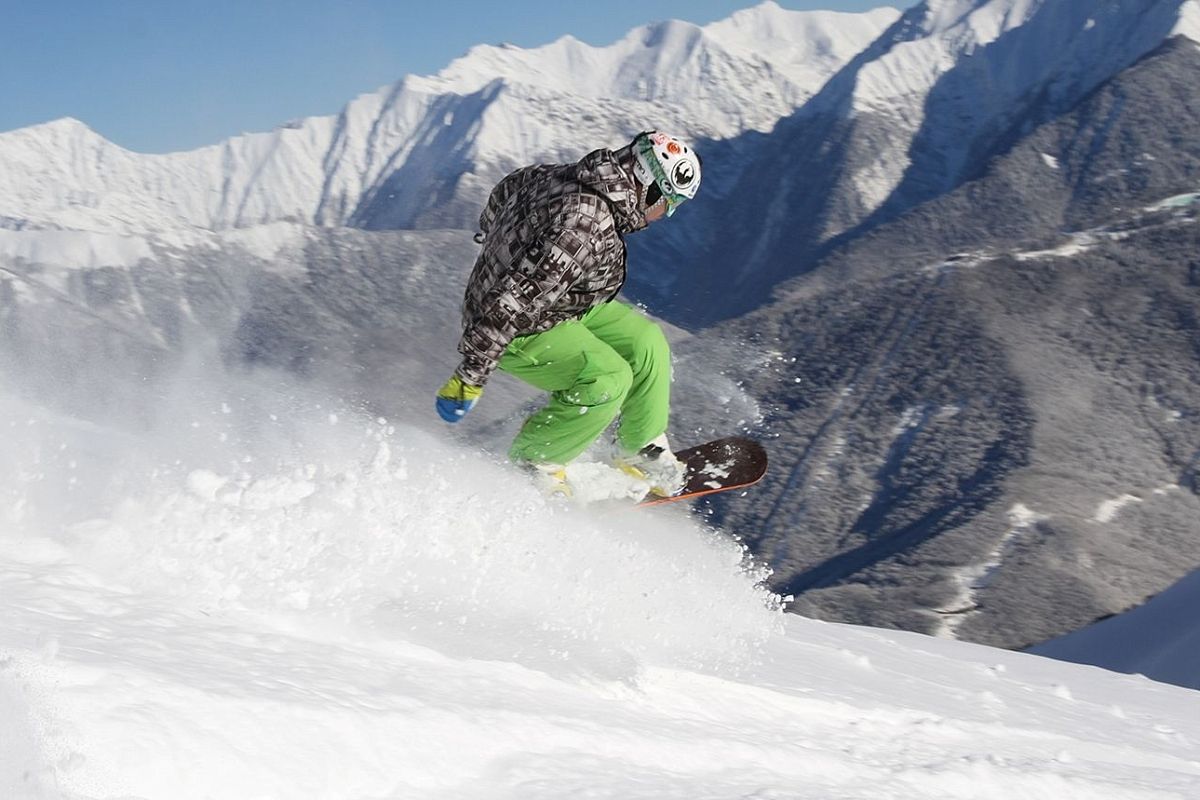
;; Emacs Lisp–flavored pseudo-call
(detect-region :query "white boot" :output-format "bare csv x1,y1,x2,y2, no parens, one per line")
614,433,687,497
525,462,573,499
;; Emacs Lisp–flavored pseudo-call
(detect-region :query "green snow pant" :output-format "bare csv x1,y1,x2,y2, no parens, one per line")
498,301,671,465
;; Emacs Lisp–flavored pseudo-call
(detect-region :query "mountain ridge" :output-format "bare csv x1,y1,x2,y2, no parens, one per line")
0,3,898,240
631,0,1200,322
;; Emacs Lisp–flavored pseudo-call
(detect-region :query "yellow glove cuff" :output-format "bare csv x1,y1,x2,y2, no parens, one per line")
438,375,484,401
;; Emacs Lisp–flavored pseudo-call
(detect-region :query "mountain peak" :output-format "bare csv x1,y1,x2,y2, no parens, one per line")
1175,0,1200,40
431,5,896,101
0,117,124,164
5,116,104,142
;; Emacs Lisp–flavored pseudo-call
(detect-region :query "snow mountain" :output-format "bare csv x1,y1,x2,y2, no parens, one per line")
696,33,1200,653
2,0,1197,285
0,3,897,241
2,0,1200,670
1033,567,1200,690
634,0,1200,320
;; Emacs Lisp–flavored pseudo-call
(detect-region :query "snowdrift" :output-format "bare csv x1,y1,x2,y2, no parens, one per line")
0,375,781,680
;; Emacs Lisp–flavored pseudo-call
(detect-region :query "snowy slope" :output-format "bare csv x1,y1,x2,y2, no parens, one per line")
2,382,1200,799
1033,569,1200,691
1176,0,1200,38
0,3,897,247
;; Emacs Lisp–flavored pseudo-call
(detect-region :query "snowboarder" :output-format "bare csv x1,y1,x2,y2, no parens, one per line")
435,130,702,497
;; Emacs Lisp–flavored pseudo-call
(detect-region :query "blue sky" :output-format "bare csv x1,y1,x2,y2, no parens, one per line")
3,0,912,153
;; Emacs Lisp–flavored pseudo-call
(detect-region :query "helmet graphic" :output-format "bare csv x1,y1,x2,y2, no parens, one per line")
631,131,701,217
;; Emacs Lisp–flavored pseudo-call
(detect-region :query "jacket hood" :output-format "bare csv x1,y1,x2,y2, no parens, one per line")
574,146,648,234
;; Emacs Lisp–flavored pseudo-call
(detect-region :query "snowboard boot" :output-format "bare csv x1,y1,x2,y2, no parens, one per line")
614,433,686,497
523,462,573,499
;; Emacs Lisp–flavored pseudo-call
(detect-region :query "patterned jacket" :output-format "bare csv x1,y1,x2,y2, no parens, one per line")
455,144,648,387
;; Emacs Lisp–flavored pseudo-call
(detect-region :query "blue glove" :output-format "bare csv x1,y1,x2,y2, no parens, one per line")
436,375,483,423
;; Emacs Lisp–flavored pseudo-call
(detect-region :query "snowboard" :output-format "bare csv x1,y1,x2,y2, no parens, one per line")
636,436,767,507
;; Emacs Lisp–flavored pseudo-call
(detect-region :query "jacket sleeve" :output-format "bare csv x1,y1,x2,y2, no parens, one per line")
455,224,596,387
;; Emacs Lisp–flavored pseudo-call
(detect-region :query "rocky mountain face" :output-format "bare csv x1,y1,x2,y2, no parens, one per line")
1,1,1199,650
688,37,1200,647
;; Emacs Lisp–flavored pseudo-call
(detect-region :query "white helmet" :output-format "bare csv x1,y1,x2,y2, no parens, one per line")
631,131,701,217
